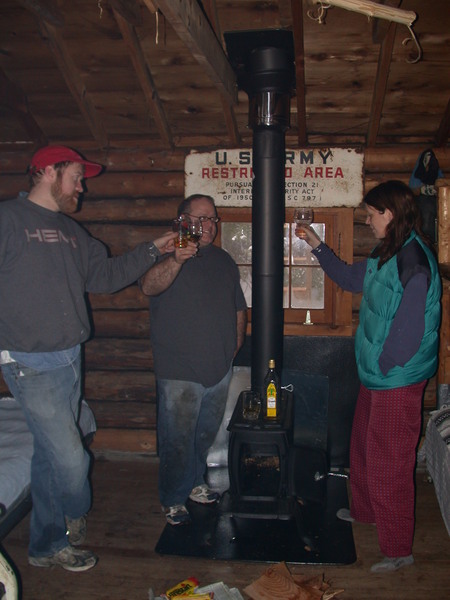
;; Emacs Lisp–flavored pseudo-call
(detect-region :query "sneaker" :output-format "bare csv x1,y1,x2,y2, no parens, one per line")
28,545,98,572
164,504,191,526
336,508,354,522
370,554,414,573
66,515,87,546
189,484,220,504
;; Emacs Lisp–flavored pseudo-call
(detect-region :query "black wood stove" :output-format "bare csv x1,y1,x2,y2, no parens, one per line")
221,390,295,519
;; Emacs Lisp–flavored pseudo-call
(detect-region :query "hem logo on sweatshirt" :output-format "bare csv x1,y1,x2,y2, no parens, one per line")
25,228,77,248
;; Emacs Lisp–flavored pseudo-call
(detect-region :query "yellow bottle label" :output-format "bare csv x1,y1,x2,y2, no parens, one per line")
266,382,277,418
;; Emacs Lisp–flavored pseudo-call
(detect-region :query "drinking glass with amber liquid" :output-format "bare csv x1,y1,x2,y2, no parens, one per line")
172,217,189,248
293,207,314,240
186,219,203,244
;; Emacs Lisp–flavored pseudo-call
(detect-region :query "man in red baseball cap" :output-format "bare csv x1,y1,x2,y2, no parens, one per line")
26,145,104,215
0,145,175,572
29,145,103,179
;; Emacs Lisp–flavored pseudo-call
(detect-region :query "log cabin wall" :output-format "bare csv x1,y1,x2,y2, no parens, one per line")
0,145,449,453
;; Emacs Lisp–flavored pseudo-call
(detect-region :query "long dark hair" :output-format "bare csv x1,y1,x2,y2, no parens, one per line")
366,180,431,268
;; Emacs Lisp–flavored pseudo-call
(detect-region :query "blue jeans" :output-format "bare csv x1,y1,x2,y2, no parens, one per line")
157,366,232,507
1,355,91,557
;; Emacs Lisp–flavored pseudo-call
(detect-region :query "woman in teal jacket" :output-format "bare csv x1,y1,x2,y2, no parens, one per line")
296,180,441,573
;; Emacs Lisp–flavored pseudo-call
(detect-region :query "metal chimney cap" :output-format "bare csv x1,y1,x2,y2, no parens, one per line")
250,46,291,74
224,29,296,92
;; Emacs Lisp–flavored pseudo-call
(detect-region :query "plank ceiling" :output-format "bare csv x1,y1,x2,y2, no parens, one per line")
0,0,449,157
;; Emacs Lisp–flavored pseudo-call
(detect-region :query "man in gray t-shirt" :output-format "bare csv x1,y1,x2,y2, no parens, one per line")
0,145,175,571
140,194,247,526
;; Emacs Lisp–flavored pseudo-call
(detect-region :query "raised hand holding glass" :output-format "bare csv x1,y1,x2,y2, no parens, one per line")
293,207,314,226
294,207,314,240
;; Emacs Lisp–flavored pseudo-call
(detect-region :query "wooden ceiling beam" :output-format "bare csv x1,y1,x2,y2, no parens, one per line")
141,0,158,13
0,68,47,147
291,0,307,146
372,0,403,44
366,21,396,147
150,0,237,105
108,0,142,26
16,0,64,27
38,20,109,149
112,9,173,149
201,0,241,146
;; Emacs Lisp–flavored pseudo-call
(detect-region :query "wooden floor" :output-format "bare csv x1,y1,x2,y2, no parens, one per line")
2,454,449,600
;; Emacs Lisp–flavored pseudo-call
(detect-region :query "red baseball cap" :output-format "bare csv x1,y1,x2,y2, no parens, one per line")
29,145,103,178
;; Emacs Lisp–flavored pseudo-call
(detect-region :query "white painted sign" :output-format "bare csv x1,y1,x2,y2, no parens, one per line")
185,148,364,207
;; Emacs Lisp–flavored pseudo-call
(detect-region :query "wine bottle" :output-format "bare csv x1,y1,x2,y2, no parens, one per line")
263,359,280,421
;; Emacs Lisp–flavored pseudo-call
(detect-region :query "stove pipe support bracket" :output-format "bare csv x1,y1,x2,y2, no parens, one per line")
244,46,295,394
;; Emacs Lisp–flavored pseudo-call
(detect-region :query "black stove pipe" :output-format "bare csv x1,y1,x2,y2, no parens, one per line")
251,127,285,393
244,46,294,394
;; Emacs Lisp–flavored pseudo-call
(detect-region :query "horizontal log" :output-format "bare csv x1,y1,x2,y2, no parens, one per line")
85,338,153,370
88,400,156,429
84,370,155,403
83,223,171,254
92,310,150,339
1,370,156,404
91,428,157,454
364,147,450,173
0,171,184,201
89,285,147,310
0,148,186,174
85,171,178,200
75,197,181,223
364,173,409,191
77,198,244,226
87,149,186,173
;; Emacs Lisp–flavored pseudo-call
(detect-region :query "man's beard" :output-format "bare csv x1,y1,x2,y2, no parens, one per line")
51,176,79,214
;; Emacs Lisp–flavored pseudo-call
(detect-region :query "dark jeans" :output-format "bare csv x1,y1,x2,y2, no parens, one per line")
157,366,232,507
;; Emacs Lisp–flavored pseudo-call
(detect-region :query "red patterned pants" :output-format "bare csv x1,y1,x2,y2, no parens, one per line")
349,381,426,557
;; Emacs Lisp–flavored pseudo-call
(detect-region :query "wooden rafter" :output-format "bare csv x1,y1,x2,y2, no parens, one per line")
112,8,173,149
372,0,403,44
141,0,157,13
367,21,396,147
279,0,292,26
0,68,47,146
109,0,142,27
150,0,237,105
16,0,64,27
290,0,307,146
202,0,241,146
38,20,109,148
